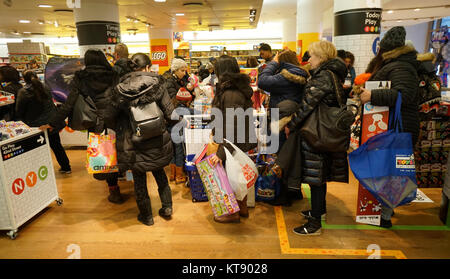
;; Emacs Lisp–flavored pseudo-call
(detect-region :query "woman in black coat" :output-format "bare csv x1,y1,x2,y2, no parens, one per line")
0,65,23,121
209,55,258,224
284,41,349,235
42,49,124,204
16,70,70,172
110,53,175,226
360,27,420,228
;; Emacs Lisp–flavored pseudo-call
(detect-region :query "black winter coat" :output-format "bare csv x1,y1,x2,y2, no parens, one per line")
110,71,175,173
15,85,64,132
48,65,118,133
212,72,258,161
257,61,308,108
112,58,133,78
369,45,420,145
0,82,23,121
286,58,349,186
162,70,188,99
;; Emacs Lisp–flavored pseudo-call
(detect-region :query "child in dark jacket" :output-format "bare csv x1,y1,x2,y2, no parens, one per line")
169,87,194,184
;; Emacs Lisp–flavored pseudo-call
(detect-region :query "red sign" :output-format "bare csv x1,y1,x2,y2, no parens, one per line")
151,45,169,67
12,178,25,195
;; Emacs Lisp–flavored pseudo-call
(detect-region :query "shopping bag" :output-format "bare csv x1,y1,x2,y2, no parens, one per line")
86,132,119,174
349,93,417,209
255,154,281,201
196,154,240,218
223,139,258,199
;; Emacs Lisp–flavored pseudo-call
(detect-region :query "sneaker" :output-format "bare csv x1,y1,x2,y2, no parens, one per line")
158,207,173,219
137,214,154,226
301,210,326,221
380,218,392,228
293,219,322,236
58,168,72,174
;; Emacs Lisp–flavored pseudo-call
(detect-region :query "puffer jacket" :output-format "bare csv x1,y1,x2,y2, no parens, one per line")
48,65,118,133
112,58,133,78
369,45,420,144
0,82,23,121
257,61,308,108
287,58,349,186
15,85,64,132
162,70,188,99
110,71,174,173
212,72,258,161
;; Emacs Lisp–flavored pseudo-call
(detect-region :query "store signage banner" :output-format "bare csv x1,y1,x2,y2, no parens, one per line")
76,21,121,46
334,8,382,36
151,45,169,67
45,57,84,103
1,132,46,161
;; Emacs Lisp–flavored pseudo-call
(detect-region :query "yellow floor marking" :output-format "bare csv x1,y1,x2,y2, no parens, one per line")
274,206,407,259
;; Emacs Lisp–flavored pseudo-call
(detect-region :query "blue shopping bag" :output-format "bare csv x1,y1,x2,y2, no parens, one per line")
348,92,417,209
255,154,281,201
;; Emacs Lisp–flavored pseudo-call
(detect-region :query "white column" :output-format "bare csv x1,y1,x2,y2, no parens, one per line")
282,17,297,51
296,0,323,56
333,0,382,75
74,0,120,57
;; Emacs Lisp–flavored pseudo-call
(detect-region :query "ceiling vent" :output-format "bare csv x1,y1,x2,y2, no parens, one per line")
53,9,73,13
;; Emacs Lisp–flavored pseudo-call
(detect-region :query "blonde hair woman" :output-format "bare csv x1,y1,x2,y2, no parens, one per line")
283,40,349,235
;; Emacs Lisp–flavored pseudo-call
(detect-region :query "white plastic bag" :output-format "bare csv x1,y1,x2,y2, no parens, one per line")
223,139,258,201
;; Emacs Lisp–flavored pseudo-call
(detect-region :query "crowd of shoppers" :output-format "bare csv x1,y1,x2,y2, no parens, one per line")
1,25,431,234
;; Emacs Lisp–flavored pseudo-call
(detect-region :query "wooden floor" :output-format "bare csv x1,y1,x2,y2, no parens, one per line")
0,149,449,259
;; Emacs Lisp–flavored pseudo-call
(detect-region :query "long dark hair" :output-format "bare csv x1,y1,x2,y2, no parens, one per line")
0,66,20,84
23,70,48,103
84,49,112,70
368,48,387,76
215,55,240,80
130,53,152,71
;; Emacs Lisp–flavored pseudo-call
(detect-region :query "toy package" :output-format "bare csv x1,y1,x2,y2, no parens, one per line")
0,121,32,141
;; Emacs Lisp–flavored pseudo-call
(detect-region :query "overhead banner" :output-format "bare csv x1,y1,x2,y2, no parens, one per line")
76,21,121,46
334,8,382,36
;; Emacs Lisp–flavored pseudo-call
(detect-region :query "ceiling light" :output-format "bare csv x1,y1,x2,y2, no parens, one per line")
19,20,31,23
54,21,59,27
414,8,421,12
154,0,166,2
23,32,31,34
176,13,185,16
397,20,402,23
38,4,52,8
38,21,44,25
387,10,394,14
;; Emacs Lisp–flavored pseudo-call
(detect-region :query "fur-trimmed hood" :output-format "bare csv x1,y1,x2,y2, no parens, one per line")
417,52,435,62
280,65,308,85
382,45,417,62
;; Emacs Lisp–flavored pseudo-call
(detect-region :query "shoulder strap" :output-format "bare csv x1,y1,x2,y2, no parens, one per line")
326,70,345,106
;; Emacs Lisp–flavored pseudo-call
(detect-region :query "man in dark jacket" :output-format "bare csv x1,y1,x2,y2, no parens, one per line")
112,43,133,78
0,65,23,121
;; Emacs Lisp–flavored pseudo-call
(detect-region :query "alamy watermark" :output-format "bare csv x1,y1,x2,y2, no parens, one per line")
170,107,281,154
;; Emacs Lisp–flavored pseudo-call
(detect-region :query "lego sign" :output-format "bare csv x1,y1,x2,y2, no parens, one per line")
151,45,169,66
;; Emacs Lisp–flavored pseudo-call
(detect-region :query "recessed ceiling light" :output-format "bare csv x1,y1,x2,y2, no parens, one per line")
38,4,52,8
176,13,185,16
54,21,59,27
414,8,421,12
397,20,403,23
154,0,166,2
19,20,31,23
387,10,394,14
23,32,31,34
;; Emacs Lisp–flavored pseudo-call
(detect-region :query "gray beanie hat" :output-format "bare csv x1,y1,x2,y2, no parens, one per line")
380,26,406,51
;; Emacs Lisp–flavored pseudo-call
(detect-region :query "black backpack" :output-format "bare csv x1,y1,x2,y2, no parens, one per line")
129,101,166,144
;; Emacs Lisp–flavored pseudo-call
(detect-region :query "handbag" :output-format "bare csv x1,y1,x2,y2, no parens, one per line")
300,70,357,153
129,101,165,144
255,154,281,201
69,93,99,131
348,93,418,209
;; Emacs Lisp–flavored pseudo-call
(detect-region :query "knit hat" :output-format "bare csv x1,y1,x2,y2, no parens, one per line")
380,26,406,51
176,87,192,102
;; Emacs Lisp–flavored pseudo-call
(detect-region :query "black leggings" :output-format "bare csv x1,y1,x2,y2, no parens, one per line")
132,169,173,209
310,183,327,219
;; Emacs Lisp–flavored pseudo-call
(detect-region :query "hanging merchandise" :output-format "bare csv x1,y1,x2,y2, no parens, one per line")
196,154,240,218
349,93,418,209
86,132,119,174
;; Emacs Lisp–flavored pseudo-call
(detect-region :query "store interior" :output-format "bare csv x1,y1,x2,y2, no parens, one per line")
0,0,449,259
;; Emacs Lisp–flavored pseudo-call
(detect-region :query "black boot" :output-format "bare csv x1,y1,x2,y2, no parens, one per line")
108,186,124,204
136,199,154,226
